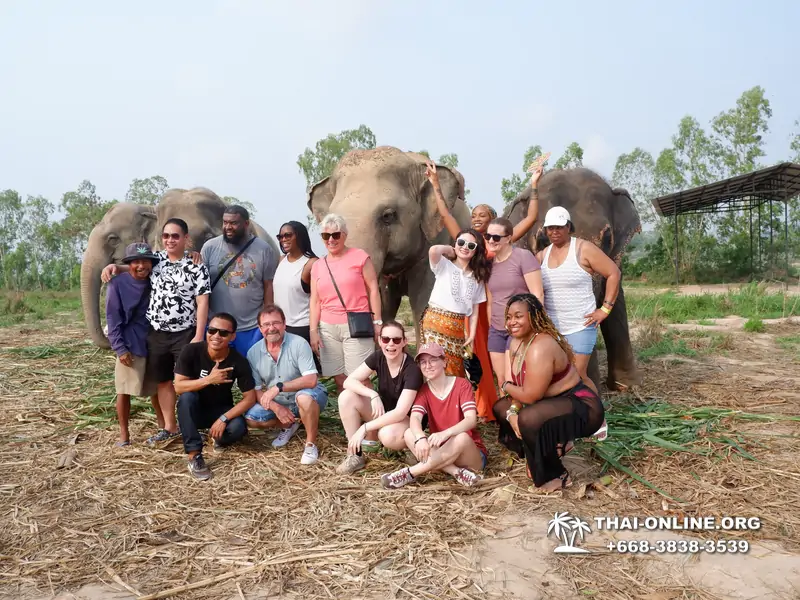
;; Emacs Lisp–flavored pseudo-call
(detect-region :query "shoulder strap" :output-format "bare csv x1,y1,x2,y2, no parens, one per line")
323,256,348,310
212,236,257,290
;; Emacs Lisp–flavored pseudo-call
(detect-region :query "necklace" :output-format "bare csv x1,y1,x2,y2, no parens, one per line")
510,334,537,380
428,376,450,398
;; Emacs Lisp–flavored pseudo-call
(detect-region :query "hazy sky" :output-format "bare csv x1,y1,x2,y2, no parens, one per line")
2,1,798,254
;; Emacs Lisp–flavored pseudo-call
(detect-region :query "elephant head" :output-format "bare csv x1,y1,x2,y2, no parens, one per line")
80,202,158,348
307,146,470,277
82,188,279,348
503,167,642,264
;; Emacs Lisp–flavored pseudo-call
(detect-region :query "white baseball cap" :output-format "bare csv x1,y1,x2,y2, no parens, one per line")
543,206,571,228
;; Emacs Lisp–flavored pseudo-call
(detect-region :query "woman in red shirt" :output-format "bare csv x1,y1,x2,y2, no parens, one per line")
493,293,605,493
380,342,487,489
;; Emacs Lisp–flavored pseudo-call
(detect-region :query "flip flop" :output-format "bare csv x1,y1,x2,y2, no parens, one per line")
115,440,131,447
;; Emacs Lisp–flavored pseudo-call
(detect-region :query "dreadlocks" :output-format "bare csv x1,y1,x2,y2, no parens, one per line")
504,293,576,366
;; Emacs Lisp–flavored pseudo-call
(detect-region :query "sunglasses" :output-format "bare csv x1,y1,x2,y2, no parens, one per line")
321,232,342,241
484,233,508,242
276,232,294,240
162,232,182,240
380,335,403,345
456,238,477,251
207,327,233,338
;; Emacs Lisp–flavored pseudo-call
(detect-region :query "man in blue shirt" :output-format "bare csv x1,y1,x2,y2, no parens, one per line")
105,242,160,446
244,304,328,465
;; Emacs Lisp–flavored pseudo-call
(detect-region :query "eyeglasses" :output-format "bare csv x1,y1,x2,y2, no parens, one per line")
456,238,477,251
483,233,508,242
276,232,294,240
207,327,232,338
162,232,182,241
418,357,442,368
380,336,403,345
321,232,342,241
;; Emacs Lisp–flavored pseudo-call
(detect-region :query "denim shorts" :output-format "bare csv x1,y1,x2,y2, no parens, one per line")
244,383,328,422
564,325,597,355
487,326,510,354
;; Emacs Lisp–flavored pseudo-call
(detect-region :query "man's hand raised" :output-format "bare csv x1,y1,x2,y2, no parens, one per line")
205,362,233,386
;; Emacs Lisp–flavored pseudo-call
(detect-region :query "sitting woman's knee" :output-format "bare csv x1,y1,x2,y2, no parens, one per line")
378,424,408,450
493,398,510,421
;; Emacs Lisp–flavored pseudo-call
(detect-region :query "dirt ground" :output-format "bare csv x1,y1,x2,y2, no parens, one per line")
2,310,800,599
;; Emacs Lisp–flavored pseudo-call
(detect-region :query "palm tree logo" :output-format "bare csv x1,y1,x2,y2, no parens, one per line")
547,512,592,554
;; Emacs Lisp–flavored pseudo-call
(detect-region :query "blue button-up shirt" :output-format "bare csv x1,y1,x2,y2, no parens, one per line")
246,332,318,406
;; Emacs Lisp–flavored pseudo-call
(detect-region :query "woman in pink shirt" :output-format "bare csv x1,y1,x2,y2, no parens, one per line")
310,214,382,393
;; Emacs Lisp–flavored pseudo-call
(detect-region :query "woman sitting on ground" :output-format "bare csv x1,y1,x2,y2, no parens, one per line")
493,294,605,492
336,321,424,475
380,342,488,490
419,227,491,378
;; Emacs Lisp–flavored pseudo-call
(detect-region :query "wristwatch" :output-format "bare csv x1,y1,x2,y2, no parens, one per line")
275,381,284,393
373,319,383,325
219,414,229,423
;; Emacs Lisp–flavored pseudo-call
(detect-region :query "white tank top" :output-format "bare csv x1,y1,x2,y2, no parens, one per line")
273,255,311,327
541,237,596,335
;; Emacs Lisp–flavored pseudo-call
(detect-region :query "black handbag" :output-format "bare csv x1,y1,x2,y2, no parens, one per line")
464,350,483,390
323,256,374,338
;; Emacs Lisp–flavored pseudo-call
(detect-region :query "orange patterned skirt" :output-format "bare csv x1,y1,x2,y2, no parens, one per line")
419,306,467,377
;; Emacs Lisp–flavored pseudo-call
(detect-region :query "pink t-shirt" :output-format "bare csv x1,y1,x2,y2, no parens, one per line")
487,247,541,330
311,247,372,325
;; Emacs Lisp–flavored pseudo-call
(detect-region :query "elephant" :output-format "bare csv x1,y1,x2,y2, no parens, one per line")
307,146,472,343
503,166,642,391
81,187,279,349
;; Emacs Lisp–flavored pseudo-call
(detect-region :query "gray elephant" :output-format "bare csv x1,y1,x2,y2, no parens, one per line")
503,167,642,391
81,187,278,349
307,146,472,342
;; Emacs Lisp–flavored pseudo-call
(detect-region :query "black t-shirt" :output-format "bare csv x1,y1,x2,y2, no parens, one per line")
174,342,256,406
364,350,423,412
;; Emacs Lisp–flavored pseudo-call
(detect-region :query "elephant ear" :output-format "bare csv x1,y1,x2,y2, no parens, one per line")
307,177,335,225
418,163,463,241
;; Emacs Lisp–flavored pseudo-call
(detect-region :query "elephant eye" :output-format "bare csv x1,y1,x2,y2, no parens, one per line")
107,234,120,247
381,208,397,225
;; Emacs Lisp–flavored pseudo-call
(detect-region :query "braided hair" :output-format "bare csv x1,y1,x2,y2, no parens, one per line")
472,204,497,219
504,293,576,366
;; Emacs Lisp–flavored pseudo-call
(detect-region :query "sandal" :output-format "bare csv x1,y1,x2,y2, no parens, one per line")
115,440,131,447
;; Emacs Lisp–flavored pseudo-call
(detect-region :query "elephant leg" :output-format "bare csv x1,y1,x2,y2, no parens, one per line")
587,349,603,397
380,276,403,323
407,260,435,349
597,280,641,390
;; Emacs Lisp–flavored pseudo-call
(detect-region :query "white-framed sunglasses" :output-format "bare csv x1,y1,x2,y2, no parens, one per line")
455,238,477,251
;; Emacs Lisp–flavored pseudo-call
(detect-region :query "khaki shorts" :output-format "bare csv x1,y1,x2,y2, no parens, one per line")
115,355,157,397
318,322,375,377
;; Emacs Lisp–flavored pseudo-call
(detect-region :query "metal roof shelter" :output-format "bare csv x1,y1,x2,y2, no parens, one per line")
650,162,800,284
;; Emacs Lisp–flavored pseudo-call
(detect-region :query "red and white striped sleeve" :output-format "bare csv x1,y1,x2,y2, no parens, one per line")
458,379,477,415
411,386,429,417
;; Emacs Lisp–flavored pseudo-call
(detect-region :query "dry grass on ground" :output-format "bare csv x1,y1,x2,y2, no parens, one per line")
1,313,799,599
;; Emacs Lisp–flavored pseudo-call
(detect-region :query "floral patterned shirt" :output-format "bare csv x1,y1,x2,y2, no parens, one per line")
146,251,211,332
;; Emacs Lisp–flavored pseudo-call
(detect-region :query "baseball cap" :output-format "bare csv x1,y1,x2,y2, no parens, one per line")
543,206,571,228
415,342,445,361
122,242,159,264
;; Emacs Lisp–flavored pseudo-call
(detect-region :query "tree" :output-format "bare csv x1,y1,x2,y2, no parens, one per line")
612,148,656,224
297,125,377,188
125,176,169,206
553,142,584,170
0,190,24,288
500,145,543,206
59,180,116,255
221,196,258,220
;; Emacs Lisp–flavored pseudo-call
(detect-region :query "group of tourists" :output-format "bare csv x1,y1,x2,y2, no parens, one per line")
103,162,622,492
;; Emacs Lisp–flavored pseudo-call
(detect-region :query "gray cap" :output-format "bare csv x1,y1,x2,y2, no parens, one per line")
122,242,159,264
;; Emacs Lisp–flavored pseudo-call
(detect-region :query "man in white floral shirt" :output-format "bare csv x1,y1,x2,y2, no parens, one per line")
103,218,211,445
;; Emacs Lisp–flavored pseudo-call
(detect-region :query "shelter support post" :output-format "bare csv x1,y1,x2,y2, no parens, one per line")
673,210,679,286
770,199,774,278
749,204,754,280
786,199,790,278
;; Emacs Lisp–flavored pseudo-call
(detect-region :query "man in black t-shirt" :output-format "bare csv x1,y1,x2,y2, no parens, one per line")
174,313,257,480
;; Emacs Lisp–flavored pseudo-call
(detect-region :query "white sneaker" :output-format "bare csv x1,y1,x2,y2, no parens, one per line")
272,422,301,448
300,443,319,465
592,420,608,441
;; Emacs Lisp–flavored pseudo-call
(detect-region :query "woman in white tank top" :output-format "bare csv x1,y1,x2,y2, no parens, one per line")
273,222,319,349
537,206,621,388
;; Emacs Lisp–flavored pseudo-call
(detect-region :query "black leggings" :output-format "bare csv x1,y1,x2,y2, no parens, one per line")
493,381,604,487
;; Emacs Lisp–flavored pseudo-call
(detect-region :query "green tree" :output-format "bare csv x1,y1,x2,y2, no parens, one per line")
221,196,258,220
60,180,117,255
125,175,169,206
0,189,24,288
612,147,656,224
500,145,542,206
297,125,377,187
553,142,584,170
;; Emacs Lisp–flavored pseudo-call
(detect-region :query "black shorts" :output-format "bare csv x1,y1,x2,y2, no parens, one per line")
147,327,194,383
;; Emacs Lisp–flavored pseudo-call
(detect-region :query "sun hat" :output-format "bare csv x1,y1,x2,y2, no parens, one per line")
543,206,571,228
121,242,159,264
415,342,445,361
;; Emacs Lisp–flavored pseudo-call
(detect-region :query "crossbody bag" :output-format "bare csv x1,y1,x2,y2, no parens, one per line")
323,256,374,338
211,236,257,290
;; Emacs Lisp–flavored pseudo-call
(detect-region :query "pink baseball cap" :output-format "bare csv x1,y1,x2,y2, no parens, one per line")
415,342,445,361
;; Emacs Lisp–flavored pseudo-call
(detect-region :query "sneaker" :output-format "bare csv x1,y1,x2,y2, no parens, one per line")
187,454,212,481
300,443,319,465
335,453,367,475
272,422,301,448
453,467,482,488
380,467,416,489
213,440,226,453
146,429,180,446
592,420,608,441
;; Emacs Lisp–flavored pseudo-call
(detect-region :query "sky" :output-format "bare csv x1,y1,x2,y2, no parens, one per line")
1,0,798,255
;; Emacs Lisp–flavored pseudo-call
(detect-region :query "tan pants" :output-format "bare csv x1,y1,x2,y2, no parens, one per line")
115,355,157,396
318,322,375,377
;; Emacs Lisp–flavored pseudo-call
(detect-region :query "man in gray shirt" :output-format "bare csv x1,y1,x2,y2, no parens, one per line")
201,205,278,356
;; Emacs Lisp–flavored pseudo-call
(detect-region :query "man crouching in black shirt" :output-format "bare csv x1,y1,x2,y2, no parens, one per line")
174,313,257,480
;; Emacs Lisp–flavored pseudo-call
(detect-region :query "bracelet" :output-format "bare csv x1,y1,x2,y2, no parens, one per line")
414,436,427,445
501,380,512,393
600,305,612,315
603,300,614,307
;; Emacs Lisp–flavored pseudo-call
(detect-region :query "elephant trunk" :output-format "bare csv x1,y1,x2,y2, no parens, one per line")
81,252,111,349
